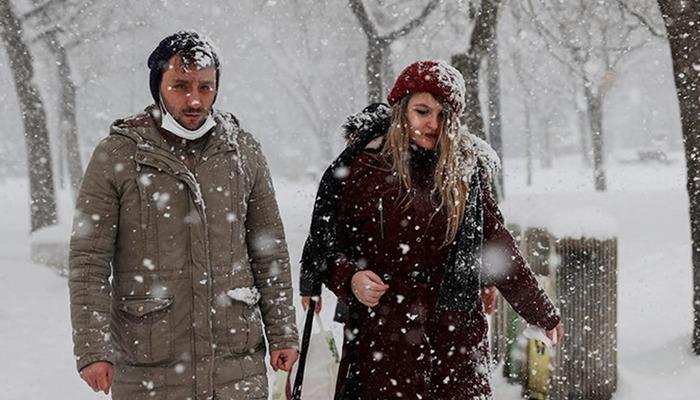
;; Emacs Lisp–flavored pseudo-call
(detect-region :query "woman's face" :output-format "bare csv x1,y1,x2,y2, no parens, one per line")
406,92,444,150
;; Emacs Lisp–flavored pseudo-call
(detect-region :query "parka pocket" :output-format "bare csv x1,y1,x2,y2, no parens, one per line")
117,297,174,365
227,302,264,354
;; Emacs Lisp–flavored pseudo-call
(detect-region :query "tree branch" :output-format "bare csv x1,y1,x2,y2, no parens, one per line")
28,0,99,43
29,25,61,44
64,20,145,49
518,0,584,79
617,0,666,38
20,0,65,21
385,0,440,41
348,0,377,39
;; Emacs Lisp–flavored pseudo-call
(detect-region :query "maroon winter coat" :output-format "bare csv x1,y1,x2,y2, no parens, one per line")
327,147,560,399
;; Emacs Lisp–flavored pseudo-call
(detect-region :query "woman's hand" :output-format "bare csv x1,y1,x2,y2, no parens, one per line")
480,287,497,314
351,270,389,307
301,296,322,314
547,321,564,348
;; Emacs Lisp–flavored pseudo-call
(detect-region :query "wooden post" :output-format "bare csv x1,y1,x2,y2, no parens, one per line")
552,237,618,400
490,226,617,399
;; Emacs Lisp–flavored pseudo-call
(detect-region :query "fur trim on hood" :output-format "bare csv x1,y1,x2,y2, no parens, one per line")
341,103,391,144
341,103,501,183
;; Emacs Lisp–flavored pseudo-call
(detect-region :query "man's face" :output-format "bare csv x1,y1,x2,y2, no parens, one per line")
159,55,217,130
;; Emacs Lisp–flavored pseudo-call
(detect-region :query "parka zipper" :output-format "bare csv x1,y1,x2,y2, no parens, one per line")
378,197,385,240
185,192,197,400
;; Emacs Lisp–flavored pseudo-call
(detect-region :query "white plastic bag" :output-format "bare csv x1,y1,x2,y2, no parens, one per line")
273,314,340,400
271,369,291,400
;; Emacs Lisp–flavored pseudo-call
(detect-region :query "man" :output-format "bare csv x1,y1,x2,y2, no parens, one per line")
69,31,298,399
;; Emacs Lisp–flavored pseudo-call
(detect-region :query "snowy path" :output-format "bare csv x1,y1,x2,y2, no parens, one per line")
0,179,95,399
1,155,700,399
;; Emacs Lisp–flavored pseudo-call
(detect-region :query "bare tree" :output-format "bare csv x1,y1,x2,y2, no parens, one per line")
486,21,503,192
520,0,654,191
234,0,365,168
451,0,503,199
657,0,700,354
510,49,535,186
574,80,592,166
29,0,94,197
40,32,82,196
0,0,57,232
505,0,593,169
22,0,144,198
451,0,500,142
348,0,440,103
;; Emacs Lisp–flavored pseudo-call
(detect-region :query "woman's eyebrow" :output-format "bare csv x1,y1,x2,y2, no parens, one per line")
412,103,442,111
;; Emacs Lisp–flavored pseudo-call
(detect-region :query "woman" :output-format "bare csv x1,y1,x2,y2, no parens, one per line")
300,60,562,399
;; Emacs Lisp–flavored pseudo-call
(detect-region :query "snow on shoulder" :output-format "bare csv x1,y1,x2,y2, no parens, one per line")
213,111,241,146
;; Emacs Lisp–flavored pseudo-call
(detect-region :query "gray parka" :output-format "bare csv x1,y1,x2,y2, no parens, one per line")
69,107,298,399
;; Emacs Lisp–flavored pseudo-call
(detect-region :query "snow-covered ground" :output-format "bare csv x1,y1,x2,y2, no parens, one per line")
1,153,699,399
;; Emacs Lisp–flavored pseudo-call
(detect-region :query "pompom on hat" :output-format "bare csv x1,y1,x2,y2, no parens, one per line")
387,60,466,116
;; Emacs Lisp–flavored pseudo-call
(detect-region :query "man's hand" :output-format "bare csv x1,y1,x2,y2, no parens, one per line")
546,321,564,348
301,296,322,314
79,361,113,394
351,270,389,307
270,348,299,372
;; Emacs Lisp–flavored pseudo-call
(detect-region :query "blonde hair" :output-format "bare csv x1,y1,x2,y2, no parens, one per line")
380,96,469,245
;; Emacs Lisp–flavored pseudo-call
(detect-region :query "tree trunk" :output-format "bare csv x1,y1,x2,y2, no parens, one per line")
524,102,533,187
584,85,606,191
577,105,592,166
657,0,700,354
318,120,334,165
540,115,552,169
487,25,504,199
366,38,390,103
0,0,57,232
574,80,592,166
381,42,394,100
45,32,83,198
57,127,66,190
349,0,438,104
451,0,501,143
452,53,485,140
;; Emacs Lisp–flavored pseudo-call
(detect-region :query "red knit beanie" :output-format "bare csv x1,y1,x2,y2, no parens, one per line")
387,60,466,116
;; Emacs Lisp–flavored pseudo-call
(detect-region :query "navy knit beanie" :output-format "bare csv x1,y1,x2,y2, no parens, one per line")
147,30,221,105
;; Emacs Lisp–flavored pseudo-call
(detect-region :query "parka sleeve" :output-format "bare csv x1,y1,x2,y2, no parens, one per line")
68,137,123,371
326,171,363,306
244,141,299,352
481,187,560,331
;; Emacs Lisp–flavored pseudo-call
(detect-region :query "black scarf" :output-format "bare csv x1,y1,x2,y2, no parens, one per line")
300,103,482,312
